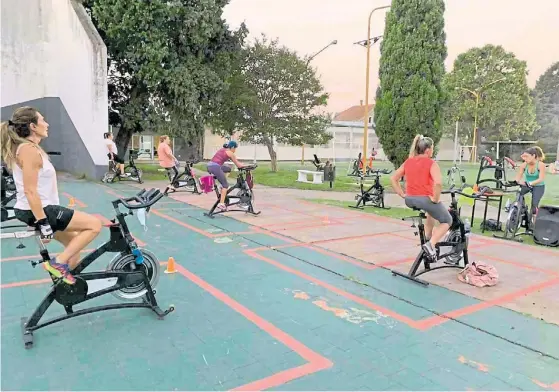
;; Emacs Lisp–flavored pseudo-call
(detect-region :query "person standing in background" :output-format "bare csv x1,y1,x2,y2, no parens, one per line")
157,135,179,192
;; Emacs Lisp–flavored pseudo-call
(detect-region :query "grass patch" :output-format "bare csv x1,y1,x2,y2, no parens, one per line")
307,198,556,250
136,163,170,181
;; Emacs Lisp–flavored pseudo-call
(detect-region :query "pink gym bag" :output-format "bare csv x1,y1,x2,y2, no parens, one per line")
199,175,214,193
458,261,499,287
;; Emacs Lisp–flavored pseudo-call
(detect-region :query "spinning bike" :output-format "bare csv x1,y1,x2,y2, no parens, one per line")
392,187,485,286
494,181,535,242
102,149,143,184
446,164,467,189
349,168,392,210
0,188,174,348
204,164,261,218
165,160,201,195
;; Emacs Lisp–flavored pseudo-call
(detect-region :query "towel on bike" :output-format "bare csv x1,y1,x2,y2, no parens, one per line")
457,261,499,287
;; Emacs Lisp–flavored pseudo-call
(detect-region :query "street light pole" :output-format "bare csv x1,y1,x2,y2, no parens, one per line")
361,5,390,175
456,77,506,163
301,39,338,165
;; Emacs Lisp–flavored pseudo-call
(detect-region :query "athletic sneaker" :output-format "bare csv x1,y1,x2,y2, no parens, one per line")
43,258,76,285
217,203,227,212
422,242,437,261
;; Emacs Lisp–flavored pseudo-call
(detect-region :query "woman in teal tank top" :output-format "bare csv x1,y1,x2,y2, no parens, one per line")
515,146,546,216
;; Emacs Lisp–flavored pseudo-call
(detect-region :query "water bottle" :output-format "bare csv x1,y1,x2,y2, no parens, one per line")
132,248,144,265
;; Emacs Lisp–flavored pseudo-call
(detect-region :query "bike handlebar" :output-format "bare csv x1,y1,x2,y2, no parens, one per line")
441,187,490,199
239,164,258,171
115,188,164,210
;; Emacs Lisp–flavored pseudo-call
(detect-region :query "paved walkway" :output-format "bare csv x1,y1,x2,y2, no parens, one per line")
1,177,558,391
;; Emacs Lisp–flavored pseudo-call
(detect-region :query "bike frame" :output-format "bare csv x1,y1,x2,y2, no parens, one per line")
349,170,390,210
392,190,470,286
169,161,201,194
205,168,260,218
495,185,534,242
14,190,172,347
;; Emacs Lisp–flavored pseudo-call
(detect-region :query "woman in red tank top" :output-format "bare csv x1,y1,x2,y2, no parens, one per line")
390,135,452,260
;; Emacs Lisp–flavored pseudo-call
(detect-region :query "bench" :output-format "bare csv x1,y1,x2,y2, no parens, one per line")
297,170,324,184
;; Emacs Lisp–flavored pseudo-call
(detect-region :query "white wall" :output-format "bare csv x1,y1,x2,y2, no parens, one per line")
1,0,108,166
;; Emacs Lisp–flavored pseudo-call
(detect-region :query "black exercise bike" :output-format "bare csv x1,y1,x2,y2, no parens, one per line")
392,187,486,286
102,149,143,184
204,164,261,218
165,160,201,195
349,168,392,210
1,188,174,348
494,181,535,242
446,164,467,190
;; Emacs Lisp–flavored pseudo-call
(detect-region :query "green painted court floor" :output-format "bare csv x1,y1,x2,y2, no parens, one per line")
1,179,558,391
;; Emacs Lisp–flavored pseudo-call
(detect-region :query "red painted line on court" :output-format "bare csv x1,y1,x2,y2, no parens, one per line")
1,248,96,262
262,204,345,223
415,277,559,330
260,219,322,228
1,278,51,289
270,220,345,232
173,262,333,391
304,245,377,270
470,251,559,276
251,227,298,243
62,192,87,207
245,249,423,329
309,231,394,245
150,209,214,238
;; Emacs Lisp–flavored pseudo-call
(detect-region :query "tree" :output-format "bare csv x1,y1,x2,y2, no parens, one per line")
374,0,447,168
83,0,246,157
532,62,559,155
209,36,332,172
443,45,538,149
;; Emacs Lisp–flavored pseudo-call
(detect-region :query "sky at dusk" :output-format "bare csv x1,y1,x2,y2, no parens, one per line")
223,0,559,114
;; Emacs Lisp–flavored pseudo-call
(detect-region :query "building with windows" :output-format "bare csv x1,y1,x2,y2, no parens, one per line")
203,101,463,163
203,103,382,164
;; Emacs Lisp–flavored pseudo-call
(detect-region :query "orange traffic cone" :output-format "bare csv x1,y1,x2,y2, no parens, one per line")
165,257,177,274
68,197,75,208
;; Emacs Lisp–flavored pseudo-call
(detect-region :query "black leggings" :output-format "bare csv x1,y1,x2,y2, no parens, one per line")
522,185,545,212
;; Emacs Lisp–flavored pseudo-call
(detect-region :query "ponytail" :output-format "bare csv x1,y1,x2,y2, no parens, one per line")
1,107,48,170
534,146,546,161
409,135,422,158
1,121,30,170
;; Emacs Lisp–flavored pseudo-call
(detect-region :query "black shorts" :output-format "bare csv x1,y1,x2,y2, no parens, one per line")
14,205,75,232
107,153,125,164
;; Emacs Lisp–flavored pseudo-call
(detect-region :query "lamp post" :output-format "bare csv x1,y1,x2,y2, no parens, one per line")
359,5,390,175
455,77,506,163
301,39,338,165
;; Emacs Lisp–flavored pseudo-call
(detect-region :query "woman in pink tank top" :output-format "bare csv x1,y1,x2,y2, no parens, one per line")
207,140,245,211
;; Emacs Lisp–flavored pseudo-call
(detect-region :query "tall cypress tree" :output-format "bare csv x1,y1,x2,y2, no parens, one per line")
374,0,447,167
